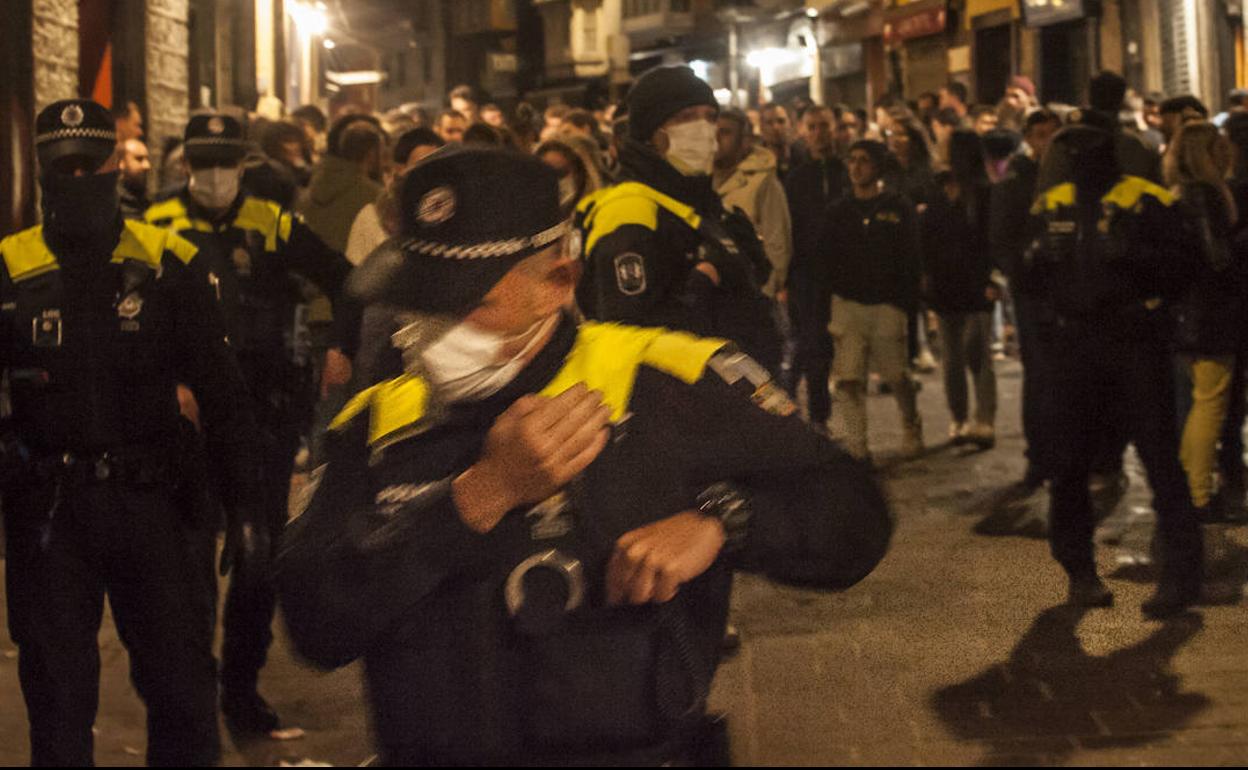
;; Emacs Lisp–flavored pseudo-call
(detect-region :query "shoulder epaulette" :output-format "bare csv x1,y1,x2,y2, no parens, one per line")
0,226,57,282
234,196,293,251
113,220,198,268
1104,176,1175,210
577,182,702,255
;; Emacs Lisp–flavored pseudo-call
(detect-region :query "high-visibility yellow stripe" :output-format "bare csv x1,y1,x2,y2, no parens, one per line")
234,197,286,252
0,227,57,281
580,181,703,255
1033,176,1175,216
333,322,727,445
1,221,197,283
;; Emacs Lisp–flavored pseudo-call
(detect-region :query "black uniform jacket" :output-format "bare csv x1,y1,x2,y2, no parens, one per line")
1019,175,1197,333
0,219,260,508
144,191,357,358
277,317,891,762
815,191,922,314
574,140,781,371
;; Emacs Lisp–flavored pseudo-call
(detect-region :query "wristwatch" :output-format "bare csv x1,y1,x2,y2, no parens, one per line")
696,482,752,556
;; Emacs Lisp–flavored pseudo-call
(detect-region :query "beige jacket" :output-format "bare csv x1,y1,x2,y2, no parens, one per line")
714,145,793,297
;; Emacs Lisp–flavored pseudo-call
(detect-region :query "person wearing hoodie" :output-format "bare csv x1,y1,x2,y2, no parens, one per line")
574,65,781,374
298,118,386,253
713,108,793,299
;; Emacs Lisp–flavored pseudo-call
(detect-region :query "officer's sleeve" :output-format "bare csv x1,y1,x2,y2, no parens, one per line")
651,350,893,589
167,257,262,508
281,214,362,356
584,225,716,334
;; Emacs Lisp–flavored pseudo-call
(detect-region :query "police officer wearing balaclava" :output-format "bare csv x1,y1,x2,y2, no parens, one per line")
0,99,265,765
275,148,891,765
1020,123,1203,618
575,65,782,374
144,112,356,735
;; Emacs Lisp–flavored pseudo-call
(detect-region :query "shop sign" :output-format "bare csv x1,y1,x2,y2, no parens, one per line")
883,8,946,46
1020,0,1100,26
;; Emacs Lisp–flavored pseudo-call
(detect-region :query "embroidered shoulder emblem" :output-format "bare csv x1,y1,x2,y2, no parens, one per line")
613,252,646,296
709,350,797,417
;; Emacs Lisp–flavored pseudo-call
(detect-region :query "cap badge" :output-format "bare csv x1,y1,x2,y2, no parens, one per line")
61,104,85,128
207,116,226,135
417,186,456,226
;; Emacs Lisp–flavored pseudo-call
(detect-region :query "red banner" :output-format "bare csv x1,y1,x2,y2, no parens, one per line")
883,8,947,47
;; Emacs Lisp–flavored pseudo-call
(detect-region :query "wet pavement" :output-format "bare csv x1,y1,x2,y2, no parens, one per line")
1,361,1245,766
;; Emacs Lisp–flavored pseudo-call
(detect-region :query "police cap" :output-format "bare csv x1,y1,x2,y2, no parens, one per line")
348,147,567,315
35,99,117,170
184,112,246,165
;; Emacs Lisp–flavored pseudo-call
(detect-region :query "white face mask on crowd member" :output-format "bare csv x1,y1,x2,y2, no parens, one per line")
410,312,561,403
662,119,718,176
188,165,242,210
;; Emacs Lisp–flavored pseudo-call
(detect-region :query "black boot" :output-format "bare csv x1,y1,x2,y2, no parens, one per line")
1067,574,1114,607
1142,576,1201,619
221,686,281,735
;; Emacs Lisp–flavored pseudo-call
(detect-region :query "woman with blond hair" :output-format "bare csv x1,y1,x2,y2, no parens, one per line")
1166,119,1243,516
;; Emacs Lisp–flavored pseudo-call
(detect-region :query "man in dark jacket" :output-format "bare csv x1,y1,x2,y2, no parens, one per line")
990,108,1061,487
575,65,781,373
276,148,892,765
785,104,849,425
816,140,923,459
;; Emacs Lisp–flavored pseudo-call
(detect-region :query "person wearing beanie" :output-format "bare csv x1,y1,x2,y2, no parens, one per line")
1,99,267,765
574,64,782,374
144,111,357,737
275,147,891,765
813,139,924,459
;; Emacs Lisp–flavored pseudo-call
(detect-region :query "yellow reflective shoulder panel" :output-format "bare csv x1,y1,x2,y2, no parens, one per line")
329,376,431,447
0,227,58,282
538,322,726,421
1034,182,1075,214
165,232,199,265
234,197,284,251
113,221,168,269
1104,176,1176,210
144,197,187,225
581,182,704,256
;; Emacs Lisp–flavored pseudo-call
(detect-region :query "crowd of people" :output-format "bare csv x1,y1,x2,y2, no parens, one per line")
3,62,1247,766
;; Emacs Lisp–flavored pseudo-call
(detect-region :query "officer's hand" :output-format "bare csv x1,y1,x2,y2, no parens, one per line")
321,348,353,397
453,384,611,533
606,512,726,606
177,384,201,432
219,517,272,581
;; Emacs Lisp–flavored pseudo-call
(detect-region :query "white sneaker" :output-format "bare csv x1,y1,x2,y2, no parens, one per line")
949,421,967,443
912,349,938,373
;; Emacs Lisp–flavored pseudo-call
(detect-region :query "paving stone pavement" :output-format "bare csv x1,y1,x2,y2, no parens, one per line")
0,361,1245,766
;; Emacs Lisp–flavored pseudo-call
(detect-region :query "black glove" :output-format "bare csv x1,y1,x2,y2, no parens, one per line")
220,512,273,582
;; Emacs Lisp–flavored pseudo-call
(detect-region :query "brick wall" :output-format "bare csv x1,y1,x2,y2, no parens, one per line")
32,0,79,113
147,0,191,174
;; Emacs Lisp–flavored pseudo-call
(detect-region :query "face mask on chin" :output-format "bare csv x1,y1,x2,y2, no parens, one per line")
662,120,718,176
41,170,121,242
399,312,561,403
188,166,242,211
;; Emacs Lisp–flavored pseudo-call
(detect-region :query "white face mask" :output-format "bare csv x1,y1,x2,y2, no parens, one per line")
663,120,718,176
419,313,560,403
188,166,242,210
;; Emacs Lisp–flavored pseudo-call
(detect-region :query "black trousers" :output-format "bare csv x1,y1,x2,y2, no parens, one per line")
220,401,302,693
1040,324,1201,579
1218,350,1248,487
1014,296,1053,477
4,481,219,766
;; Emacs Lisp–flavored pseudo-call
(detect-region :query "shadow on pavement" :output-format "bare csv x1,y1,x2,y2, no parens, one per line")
931,605,1208,766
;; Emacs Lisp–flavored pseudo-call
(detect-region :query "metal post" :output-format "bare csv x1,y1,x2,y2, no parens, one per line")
729,19,740,106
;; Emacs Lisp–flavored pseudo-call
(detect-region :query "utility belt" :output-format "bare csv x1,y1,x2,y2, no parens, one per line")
28,446,182,489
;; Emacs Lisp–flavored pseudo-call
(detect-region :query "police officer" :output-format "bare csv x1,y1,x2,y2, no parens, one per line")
575,65,782,374
1020,124,1202,618
144,112,355,734
275,148,892,765
0,99,265,765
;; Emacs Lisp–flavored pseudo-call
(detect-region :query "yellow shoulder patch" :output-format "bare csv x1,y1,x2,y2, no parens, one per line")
330,376,431,447
234,197,286,251
539,322,726,421
113,221,173,269
1033,182,1075,215
144,196,187,225
580,182,703,256
1104,176,1175,210
0,226,58,282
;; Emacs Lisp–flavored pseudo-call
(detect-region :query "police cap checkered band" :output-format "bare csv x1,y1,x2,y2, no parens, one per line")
401,220,570,261
34,99,116,147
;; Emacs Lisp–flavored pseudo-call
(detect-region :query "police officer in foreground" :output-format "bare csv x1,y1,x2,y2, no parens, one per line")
144,112,356,735
275,149,892,765
0,99,265,765
575,65,782,373
1020,124,1202,618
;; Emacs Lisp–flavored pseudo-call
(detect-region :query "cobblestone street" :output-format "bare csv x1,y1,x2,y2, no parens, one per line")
2,362,1246,766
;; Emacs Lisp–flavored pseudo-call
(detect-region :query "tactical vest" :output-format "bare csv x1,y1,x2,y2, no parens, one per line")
0,222,196,452
145,194,312,364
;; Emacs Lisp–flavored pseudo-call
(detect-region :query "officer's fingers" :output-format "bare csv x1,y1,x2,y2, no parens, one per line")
605,547,632,606
554,424,610,482
627,556,659,605
652,567,682,604
550,404,611,466
544,389,609,445
529,384,591,430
